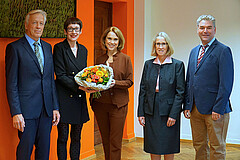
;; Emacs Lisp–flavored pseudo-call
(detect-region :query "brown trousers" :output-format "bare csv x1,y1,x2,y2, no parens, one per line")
190,105,229,160
92,102,128,160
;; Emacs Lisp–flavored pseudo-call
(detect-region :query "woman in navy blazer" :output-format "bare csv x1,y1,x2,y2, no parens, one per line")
138,32,185,160
53,17,93,160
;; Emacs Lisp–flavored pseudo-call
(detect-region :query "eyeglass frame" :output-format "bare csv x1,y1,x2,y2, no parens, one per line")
67,27,81,32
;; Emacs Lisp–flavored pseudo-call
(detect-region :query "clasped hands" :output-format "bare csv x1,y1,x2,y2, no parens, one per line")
138,116,176,127
78,79,115,93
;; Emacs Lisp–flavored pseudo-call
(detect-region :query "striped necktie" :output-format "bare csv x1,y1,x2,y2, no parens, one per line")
33,42,43,74
197,45,209,67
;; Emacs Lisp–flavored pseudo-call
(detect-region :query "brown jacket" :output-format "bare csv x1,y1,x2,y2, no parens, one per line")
91,52,133,108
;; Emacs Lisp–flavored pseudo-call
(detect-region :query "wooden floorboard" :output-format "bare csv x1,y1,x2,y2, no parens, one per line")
90,138,240,160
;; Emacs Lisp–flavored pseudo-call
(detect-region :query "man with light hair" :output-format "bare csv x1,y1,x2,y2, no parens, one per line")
5,9,60,159
184,15,234,160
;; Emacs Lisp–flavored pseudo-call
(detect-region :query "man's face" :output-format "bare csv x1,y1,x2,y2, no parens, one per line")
25,13,45,41
197,20,216,45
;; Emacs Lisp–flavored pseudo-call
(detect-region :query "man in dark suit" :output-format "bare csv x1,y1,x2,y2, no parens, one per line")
5,10,60,160
184,15,234,160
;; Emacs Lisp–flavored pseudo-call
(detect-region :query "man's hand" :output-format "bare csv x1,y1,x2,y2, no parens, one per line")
212,111,221,120
52,110,60,126
167,117,176,127
184,110,191,119
13,114,25,132
138,116,145,127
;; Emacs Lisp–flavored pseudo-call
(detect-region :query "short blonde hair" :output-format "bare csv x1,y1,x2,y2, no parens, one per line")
100,26,125,51
151,32,174,57
25,10,47,25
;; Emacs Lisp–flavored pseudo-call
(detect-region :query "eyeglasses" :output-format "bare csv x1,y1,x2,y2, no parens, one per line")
67,27,80,32
156,42,168,47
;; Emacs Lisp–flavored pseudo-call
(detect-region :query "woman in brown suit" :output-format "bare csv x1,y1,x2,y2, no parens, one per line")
91,26,133,160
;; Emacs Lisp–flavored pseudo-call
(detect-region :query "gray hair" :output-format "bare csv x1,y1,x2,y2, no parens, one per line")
197,15,216,28
25,10,47,25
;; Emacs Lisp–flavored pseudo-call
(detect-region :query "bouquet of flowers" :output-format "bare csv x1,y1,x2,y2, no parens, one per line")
74,64,114,98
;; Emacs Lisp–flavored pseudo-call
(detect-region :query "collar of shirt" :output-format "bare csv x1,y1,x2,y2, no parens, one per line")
25,34,44,66
200,37,215,52
25,34,41,51
153,56,172,65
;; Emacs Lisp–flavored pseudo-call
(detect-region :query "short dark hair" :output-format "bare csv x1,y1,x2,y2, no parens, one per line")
64,17,83,31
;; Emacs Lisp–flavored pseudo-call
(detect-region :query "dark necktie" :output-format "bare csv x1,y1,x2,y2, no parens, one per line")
197,45,208,67
33,42,43,74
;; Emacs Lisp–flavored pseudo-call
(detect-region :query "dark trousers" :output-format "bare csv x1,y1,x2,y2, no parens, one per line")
17,108,52,160
57,122,83,160
92,102,128,160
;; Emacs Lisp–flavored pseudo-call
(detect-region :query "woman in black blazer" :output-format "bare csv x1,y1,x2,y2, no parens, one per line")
53,17,93,160
138,32,185,160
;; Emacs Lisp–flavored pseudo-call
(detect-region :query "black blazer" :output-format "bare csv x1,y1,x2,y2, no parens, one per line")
5,36,59,119
53,39,89,124
138,58,185,119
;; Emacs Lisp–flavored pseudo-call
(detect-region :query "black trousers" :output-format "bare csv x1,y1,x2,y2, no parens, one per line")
57,122,83,160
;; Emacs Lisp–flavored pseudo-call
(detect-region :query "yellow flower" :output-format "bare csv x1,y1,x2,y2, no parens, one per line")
98,78,103,83
86,78,92,82
96,71,104,77
101,68,107,74
104,73,108,77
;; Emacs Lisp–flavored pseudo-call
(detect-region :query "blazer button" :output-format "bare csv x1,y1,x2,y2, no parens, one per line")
110,93,113,96
79,95,81,98
72,72,75,75
70,95,73,98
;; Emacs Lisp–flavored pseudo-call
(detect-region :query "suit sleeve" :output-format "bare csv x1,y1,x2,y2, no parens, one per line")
114,56,133,89
213,47,234,114
169,62,185,119
137,62,147,117
5,43,22,116
53,44,80,93
183,51,193,111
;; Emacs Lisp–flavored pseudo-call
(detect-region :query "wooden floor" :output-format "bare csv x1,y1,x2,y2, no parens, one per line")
89,138,240,160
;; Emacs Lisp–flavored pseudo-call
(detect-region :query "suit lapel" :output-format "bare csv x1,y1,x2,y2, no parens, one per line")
195,39,218,73
40,39,47,74
21,37,42,73
194,45,201,73
63,39,85,70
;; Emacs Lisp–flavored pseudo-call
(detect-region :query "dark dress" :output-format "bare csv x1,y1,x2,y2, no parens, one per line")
53,39,89,124
138,57,185,155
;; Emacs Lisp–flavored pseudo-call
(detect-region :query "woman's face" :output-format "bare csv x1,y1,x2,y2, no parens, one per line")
105,31,119,52
155,36,168,57
64,24,81,43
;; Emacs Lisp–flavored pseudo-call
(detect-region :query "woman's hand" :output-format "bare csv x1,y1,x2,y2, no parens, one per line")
109,79,115,88
78,86,97,93
138,116,145,127
167,117,176,127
